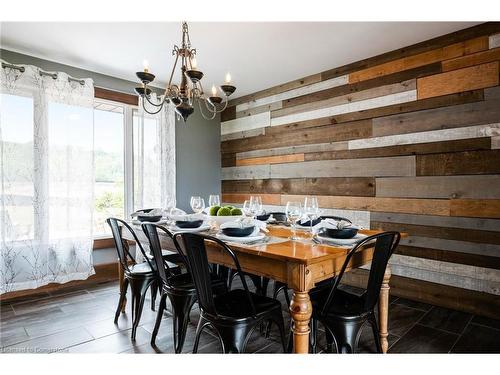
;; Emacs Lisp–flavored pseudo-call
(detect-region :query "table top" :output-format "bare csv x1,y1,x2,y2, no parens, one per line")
129,223,400,266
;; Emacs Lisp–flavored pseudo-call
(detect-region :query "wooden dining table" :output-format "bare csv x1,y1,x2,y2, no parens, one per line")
121,224,401,354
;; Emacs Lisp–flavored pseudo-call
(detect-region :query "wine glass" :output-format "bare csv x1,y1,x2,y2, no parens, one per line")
190,196,205,214
243,200,252,217
250,196,263,218
304,196,320,233
286,201,302,240
209,194,220,207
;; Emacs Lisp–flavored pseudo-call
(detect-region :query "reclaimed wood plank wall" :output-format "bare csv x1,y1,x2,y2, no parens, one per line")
220,23,500,316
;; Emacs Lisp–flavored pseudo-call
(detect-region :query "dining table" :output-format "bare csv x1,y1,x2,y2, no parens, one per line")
120,223,404,354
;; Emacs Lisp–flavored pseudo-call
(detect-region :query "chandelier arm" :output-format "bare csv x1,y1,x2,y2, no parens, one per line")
167,52,180,91
141,99,165,115
197,98,217,120
143,92,166,107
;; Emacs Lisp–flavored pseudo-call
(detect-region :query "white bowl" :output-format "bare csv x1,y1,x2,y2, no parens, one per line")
208,214,246,226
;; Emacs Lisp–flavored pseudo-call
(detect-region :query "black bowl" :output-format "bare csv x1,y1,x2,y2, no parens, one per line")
256,213,271,221
222,226,255,237
297,217,322,227
321,227,358,239
175,220,203,229
137,215,162,222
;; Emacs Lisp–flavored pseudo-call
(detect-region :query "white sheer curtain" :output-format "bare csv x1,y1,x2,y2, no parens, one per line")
134,94,176,211
0,61,95,293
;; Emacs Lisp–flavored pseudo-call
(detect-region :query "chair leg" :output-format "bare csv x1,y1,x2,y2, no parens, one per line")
150,280,158,311
193,318,211,353
227,269,237,290
129,277,153,341
151,293,167,346
169,292,197,354
310,318,318,353
369,314,383,353
114,278,129,323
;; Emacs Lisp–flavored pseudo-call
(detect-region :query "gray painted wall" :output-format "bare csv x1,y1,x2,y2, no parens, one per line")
1,48,221,212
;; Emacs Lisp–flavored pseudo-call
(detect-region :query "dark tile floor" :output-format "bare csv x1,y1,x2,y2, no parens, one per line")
1,280,499,354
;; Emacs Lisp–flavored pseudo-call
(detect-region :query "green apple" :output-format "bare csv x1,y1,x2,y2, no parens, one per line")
209,205,221,216
217,207,232,216
230,208,242,216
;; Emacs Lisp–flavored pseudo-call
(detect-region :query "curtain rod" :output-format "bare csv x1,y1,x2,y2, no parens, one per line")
2,61,85,85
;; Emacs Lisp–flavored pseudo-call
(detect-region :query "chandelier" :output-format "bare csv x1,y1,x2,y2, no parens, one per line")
134,22,236,122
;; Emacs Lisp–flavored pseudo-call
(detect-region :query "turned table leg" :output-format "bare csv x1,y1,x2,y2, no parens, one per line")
378,265,391,353
290,290,312,354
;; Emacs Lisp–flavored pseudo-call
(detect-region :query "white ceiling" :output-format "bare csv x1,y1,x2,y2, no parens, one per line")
0,22,480,98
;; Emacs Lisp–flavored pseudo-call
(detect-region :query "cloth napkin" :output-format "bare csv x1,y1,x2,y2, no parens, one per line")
169,213,205,222
220,218,268,233
311,218,361,235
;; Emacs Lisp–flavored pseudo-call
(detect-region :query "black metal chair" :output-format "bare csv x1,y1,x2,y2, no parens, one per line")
309,231,401,353
173,232,287,353
141,223,227,353
107,218,179,340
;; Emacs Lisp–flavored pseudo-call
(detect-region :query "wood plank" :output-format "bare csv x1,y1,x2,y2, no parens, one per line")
221,153,236,168
271,90,417,127
442,47,500,72
236,141,349,160
396,245,500,270
492,136,500,149
235,75,349,112
349,37,488,83
220,111,270,135
390,254,500,284
371,221,500,244
371,211,500,232
305,137,492,161
389,262,500,296
236,153,305,167
376,175,500,199
417,61,499,100
342,268,500,320
272,79,416,119
349,123,500,150
372,99,500,137
221,105,236,122
221,119,372,154
284,63,441,109
222,177,376,197
450,199,500,218
220,127,265,142
490,33,500,49
236,101,282,119
220,193,281,205
280,194,450,216
416,149,500,176
223,156,415,180
400,236,500,258
268,156,415,179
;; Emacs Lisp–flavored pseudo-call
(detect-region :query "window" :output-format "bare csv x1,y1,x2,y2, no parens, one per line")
93,101,125,237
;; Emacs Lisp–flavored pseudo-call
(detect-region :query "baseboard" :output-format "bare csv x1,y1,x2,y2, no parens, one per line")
0,262,119,303
342,268,500,320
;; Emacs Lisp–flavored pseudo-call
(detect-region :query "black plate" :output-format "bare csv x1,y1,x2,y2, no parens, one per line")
297,217,322,227
256,213,270,221
176,220,203,228
137,215,162,222
321,227,358,239
221,226,255,237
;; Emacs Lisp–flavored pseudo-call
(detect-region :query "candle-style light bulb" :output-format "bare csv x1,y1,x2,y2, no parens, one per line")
225,72,231,84
211,85,217,96
143,59,149,73
191,57,197,70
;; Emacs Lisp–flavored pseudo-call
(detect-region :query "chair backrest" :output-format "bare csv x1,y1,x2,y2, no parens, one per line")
106,217,154,273
321,231,400,315
173,232,256,318
141,223,179,286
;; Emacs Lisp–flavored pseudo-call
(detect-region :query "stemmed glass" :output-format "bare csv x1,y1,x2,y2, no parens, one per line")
190,196,205,214
250,196,263,218
304,196,320,233
286,201,302,240
242,200,252,217
209,194,220,207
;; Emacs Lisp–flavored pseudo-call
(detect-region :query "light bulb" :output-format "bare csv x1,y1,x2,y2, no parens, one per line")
191,57,197,70
211,85,217,96
225,72,231,84
142,59,149,73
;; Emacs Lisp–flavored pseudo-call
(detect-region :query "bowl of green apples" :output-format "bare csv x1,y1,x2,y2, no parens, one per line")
208,205,245,225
